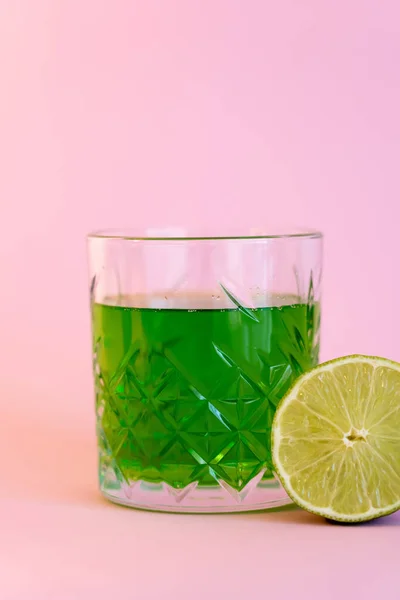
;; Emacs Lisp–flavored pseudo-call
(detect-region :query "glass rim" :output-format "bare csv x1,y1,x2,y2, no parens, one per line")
87,227,323,242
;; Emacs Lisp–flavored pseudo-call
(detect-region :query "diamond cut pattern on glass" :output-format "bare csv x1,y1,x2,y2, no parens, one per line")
94,288,320,504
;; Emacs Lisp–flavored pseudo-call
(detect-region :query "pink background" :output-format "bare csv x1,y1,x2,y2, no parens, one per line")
1,1,399,598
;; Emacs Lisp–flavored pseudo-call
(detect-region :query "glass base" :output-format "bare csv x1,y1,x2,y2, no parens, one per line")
100,475,291,513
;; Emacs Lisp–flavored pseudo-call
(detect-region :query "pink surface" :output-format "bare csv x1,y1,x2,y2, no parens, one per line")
1,414,400,598
1,1,400,598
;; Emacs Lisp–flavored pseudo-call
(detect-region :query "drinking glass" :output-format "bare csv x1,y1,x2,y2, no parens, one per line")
88,228,323,512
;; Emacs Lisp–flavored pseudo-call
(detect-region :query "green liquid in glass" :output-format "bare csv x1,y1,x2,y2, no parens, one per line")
93,297,319,492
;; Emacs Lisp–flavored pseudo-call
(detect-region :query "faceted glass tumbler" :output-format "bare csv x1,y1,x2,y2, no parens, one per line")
88,228,323,512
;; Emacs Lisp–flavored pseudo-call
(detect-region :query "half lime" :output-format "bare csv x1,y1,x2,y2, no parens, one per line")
272,355,400,522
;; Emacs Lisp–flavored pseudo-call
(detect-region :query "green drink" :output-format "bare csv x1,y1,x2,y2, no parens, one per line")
88,228,322,511
93,296,319,497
